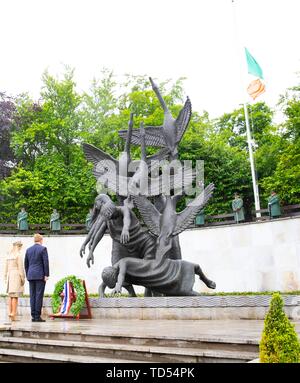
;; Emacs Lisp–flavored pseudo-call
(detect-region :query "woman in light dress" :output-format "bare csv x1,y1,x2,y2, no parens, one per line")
4,241,25,321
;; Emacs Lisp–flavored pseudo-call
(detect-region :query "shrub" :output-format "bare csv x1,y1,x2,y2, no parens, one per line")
259,292,300,363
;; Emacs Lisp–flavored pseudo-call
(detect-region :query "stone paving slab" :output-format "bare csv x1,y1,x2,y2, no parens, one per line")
2,319,300,344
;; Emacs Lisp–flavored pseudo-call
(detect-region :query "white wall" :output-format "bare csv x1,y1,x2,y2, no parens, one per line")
0,217,300,294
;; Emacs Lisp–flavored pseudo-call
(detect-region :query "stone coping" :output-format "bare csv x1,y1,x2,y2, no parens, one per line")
1,295,300,308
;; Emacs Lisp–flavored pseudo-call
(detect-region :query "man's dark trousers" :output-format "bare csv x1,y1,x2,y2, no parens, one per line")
29,280,46,320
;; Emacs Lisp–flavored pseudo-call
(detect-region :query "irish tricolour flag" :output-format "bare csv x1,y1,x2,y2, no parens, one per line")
245,47,265,100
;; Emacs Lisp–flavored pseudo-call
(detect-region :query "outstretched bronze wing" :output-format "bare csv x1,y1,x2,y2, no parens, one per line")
82,143,121,194
172,183,214,236
83,143,171,197
132,195,161,236
175,97,192,144
118,126,166,148
82,143,118,173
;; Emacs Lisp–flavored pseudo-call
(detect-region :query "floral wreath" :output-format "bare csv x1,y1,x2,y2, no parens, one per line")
51,275,85,316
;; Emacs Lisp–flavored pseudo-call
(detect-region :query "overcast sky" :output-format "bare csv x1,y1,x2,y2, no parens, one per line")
1,0,300,118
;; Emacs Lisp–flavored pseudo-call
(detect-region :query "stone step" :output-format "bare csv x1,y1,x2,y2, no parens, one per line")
8,327,259,353
0,336,258,363
0,348,149,363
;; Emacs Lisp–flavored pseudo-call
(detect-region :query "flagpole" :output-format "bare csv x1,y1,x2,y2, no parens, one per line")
243,103,261,217
232,0,261,218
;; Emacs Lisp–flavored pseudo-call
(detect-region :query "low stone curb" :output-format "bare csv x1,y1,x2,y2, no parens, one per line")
1,295,299,320
6,294,300,308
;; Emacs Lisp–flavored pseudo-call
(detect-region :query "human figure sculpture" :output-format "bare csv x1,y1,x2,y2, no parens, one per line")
80,194,156,297
80,193,183,296
268,191,281,219
232,193,245,223
80,194,157,266
50,209,61,231
195,211,205,226
102,256,216,297
17,208,28,231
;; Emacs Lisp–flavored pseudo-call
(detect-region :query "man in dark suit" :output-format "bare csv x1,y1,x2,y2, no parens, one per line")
25,233,49,322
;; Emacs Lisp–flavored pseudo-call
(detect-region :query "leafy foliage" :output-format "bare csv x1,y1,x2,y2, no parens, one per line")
260,79,300,204
260,141,300,204
179,112,253,215
0,150,96,223
259,292,300,363
0,70,96,223
11,69,81,167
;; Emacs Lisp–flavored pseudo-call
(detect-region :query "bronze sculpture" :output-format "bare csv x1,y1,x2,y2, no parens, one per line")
17,208,29,231
50,209,61,231
102,258,215,297
80,77,216,296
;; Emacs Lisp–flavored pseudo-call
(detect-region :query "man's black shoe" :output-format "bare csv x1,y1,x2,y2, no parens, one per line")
33,318,46,322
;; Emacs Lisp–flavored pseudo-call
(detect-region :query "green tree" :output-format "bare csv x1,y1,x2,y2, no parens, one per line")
79,69,118,141
0,92,16,179
1,69,96,224
260,292,300,363
259,77,300,204
214,99,300,210
260,141,300,204
216,102,274,150
205,141,253,216
180,111,253,216
279,77,300,142
0,150,96,224
11,68,82,167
